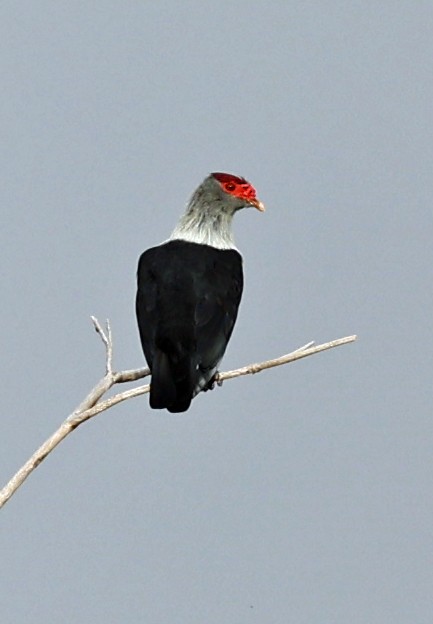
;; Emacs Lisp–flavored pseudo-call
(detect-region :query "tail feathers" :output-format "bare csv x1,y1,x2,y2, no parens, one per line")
150,349,195,413
149,351,176,409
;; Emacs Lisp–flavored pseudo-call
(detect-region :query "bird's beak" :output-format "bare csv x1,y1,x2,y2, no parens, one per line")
249,198,266,212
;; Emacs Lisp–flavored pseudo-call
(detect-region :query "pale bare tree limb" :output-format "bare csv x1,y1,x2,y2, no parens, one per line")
90,316,113,375
0,318,357,509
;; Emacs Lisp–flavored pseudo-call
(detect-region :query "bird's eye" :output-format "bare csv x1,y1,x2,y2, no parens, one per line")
225,182,236,192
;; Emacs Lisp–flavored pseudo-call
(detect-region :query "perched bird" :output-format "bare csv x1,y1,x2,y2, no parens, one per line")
136,172,265,413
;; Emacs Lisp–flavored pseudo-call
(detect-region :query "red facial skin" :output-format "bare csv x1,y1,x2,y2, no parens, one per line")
211,172,265,211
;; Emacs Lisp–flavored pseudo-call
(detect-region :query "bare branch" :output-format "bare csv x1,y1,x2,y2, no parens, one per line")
105,319,113,375
91,316,113,375
114,366,150,384
91,315,108,345
293,340,315,352
0,318,357,509
218,335,357,382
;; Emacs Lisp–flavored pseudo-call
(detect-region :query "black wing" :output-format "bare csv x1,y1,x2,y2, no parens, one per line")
136,241,243,411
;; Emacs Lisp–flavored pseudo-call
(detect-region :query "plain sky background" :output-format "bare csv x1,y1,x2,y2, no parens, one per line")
1,2,432,622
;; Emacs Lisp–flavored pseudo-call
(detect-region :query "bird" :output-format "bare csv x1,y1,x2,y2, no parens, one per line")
136,172,265,413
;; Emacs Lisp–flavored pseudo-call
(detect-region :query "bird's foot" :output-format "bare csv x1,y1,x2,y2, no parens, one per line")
203,371,223,392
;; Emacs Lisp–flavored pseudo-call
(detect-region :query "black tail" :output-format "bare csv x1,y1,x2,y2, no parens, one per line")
150,348,195,413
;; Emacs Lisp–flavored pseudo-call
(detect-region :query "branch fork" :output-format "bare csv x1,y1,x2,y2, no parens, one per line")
0,318,356,508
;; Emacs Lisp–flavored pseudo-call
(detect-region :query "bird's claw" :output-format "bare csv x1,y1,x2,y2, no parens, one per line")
203,371,222,392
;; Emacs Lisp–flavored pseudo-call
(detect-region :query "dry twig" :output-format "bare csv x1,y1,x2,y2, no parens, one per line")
0,319,356,509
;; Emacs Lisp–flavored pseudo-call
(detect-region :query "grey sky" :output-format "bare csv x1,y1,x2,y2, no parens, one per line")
1,2,432,622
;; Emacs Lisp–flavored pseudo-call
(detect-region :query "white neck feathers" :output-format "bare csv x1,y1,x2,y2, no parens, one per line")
168,199,238,251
